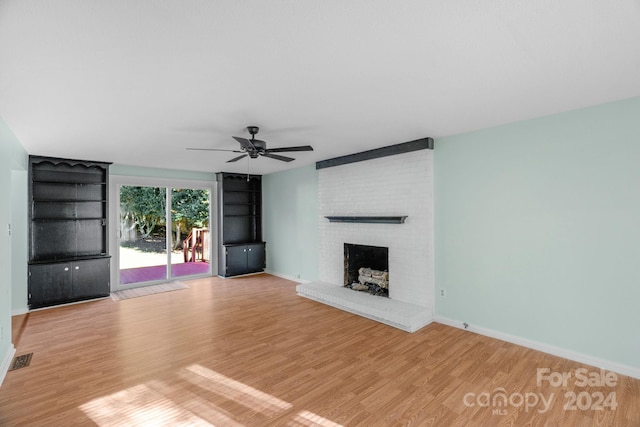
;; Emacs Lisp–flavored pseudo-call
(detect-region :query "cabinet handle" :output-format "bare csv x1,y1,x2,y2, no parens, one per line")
64,267,69,271
75,266,80,270
243,249,247,252
248,248,252,252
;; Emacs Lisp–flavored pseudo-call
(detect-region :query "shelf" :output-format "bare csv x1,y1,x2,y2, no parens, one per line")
32,217,107,222
325,216,408,224
29,254,110,265
33,180,106,184
223,242,265,248
33,199,106,203
32,177,106,185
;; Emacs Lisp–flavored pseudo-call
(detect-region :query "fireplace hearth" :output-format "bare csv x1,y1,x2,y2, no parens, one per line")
344,243,389,297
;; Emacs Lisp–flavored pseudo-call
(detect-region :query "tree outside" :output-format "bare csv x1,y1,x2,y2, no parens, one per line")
120,186,209,252
171,188,210,249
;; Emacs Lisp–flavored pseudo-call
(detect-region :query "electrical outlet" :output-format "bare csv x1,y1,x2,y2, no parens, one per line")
440,289,446,297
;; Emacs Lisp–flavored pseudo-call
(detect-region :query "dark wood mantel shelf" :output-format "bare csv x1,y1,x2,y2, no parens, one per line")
325,216,408,224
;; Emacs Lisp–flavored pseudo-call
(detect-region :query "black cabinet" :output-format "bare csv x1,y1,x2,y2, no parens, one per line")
28,258,110,309
28,156,111,308
28,264,70,308
217,173,266,277
223,243,266,277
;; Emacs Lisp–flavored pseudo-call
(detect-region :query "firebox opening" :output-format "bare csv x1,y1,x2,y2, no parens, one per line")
344,243,389,297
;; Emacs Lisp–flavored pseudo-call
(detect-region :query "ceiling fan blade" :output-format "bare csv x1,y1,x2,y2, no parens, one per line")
186,147,243,152
233,136,256,151
261,153,295,162
265,145,314,153
226,154,248,163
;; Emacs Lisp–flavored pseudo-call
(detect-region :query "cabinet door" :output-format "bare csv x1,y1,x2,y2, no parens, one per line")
246,243,265,273
225,245,248,277
29,263,72,308
72,258,110,299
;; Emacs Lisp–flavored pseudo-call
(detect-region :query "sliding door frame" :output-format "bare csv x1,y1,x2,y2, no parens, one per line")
109,175,217,291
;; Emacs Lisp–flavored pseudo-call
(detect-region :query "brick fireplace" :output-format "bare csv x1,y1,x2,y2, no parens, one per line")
297,145,434,332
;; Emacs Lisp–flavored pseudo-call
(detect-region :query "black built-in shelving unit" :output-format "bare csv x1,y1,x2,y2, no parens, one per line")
216,172,265,277
28,156,111,308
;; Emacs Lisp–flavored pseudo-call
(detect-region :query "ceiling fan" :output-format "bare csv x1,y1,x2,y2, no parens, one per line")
187,126,313,163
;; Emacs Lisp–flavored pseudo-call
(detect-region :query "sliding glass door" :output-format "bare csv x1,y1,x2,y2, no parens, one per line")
170,188,210,279
117,184,211,287
119,185,168,285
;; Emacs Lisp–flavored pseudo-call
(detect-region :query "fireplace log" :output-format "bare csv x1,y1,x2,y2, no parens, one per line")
351,283,369,291
358,267,389,289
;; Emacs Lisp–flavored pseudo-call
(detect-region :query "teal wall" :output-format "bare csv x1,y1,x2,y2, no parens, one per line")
11,169,28,314
263,165,319,282
111,164,217,181
1,117,28,381
434,96,640,370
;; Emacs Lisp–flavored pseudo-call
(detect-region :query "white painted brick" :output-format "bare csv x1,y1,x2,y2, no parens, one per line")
318,150,434,311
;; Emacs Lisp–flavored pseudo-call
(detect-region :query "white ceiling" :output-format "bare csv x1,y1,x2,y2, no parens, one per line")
1,1,639,175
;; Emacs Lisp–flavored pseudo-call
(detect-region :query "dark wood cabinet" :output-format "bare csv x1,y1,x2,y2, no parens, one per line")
28,263,70,308
28,258,110,309
223,242,266,277
28,156,111,308
216,173,265,277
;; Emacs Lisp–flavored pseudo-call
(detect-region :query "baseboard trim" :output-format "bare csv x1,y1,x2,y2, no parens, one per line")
217,271,268,279
264,270,309,284
434,315,640,380
0,345,17,387
29,296,110,312
12,308,29,316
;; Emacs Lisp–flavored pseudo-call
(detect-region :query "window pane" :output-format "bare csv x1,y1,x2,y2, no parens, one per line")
170,188,211,278
119,185,168,284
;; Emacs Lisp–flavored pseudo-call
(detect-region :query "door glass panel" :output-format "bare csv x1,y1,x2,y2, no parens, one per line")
119,185,168,285
170,188,210,278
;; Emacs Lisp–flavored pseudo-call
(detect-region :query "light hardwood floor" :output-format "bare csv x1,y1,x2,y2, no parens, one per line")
1,274,638,426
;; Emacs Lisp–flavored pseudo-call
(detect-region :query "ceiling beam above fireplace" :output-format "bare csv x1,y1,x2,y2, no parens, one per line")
316,138,434,170
325,216,408,224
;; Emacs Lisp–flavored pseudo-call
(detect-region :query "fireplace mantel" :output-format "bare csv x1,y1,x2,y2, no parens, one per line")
325,216,408,224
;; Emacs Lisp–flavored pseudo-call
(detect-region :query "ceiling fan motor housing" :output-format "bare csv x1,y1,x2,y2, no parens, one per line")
252,140,266,152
